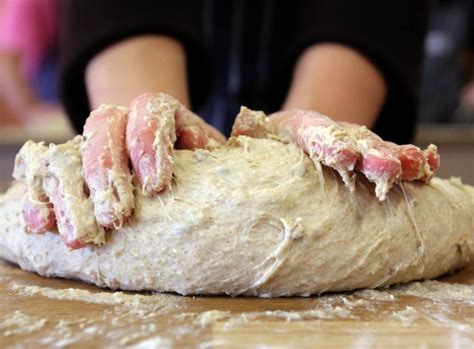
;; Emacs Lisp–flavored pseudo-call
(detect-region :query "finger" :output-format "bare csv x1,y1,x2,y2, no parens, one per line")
176,106,226,148
22,196,56,234
82,105,134,228
390,144,429,181
370,142,439,183
345,125,440,186
234,108,360,188
267,110,360,188
398,143,439,183
175,125,209,149
357,150,402,200
13,141,56,233
126,93,178,194
340,122,402,200
424,144,440,180
43,139,105,249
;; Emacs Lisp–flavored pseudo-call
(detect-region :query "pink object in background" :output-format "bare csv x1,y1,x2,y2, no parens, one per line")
0,0,56,78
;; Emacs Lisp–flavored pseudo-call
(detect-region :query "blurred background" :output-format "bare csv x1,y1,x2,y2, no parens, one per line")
415,0,474,186
0,0,473,191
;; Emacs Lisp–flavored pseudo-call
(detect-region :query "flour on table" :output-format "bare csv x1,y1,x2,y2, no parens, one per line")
196,310,230,327
4,277,474,347
0,311,46,337
391,280,474,303
390,306,420,323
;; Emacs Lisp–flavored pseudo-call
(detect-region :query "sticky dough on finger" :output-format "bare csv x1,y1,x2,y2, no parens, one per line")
13,141,56,233
82,105,134,229
43,137,104,248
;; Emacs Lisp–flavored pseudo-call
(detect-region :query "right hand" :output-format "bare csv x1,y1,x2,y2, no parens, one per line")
13,93,226,249
232,108,440,200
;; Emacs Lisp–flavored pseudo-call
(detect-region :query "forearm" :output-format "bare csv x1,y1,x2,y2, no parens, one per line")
282,43,387,128
85,35,190,109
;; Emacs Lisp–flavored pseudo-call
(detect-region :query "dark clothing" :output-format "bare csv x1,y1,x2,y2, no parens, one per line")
59,0,429,143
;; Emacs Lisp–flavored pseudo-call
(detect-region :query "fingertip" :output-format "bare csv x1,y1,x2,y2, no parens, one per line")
23,197,56,234
425,145,440,172
64,238,87,250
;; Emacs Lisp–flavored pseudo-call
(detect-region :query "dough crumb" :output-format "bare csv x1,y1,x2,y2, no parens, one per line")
390,306,420,323
196,310,230,327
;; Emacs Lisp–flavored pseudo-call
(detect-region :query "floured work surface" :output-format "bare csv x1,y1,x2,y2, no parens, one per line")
1,258,474,348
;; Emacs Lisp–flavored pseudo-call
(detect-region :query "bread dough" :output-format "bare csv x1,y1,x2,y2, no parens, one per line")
0,137,473,296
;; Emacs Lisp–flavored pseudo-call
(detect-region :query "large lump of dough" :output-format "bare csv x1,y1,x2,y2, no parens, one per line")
0,137,473,296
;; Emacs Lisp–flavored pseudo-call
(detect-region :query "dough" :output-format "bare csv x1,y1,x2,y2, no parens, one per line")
0,137,473,296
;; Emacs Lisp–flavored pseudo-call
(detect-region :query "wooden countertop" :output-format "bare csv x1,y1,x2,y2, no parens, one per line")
1,258,473,348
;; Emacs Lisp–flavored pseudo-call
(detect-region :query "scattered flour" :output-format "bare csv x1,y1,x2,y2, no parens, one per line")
196,310,230,327
391,281,474,304
0,311,46,336
10,283,151,306
390,306,420,323
354,289,397,301
128,336,174,349
3,279,474,347
10,282,181,318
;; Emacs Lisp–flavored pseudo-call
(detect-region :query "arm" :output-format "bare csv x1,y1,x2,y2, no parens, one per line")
282,43,387,128
59,0,210,132
85,35,190,109
279,0,429,144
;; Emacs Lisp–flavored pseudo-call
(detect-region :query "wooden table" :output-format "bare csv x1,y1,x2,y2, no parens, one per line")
1,258,473,348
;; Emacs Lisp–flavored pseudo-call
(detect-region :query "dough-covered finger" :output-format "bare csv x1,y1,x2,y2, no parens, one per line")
22,197,56,233
82,105,134,228
340,122,402,200
175,125,208,149
233,108,360,188
424,144,440,180
175,106,226,149
389,144,435,182
234,108,360,171
126,93,178,193
43,138,105,249
275,111,360,168
13,141,56,233
343,124,439,193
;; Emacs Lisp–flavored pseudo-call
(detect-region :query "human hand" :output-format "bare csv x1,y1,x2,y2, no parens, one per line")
232,108,439,200
13,93,225,248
